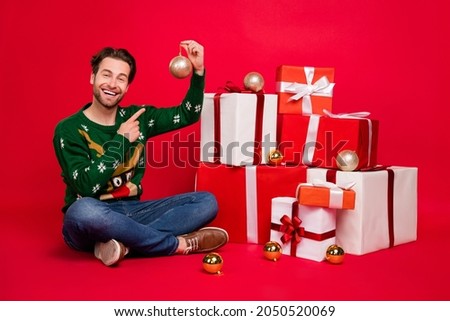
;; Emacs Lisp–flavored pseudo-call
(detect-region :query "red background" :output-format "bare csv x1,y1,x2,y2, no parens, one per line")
1,0,449,300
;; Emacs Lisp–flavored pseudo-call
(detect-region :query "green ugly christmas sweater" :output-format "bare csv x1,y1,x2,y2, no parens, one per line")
53,73,205,213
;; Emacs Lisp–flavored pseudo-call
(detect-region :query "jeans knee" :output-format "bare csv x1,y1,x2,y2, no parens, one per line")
198,191,219,218
64,197,104,224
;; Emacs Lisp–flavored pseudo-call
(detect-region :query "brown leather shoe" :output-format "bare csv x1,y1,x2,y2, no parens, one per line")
94,239,129,266
181,227,229,255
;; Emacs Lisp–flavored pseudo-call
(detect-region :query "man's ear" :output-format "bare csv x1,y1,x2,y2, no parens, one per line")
90,73,95,85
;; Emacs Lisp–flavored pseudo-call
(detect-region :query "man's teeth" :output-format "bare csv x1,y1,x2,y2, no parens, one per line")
103,90,117,96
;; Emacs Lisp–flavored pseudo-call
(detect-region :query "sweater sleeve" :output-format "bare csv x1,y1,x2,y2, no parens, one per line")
142,71,205,137
53,125,133,198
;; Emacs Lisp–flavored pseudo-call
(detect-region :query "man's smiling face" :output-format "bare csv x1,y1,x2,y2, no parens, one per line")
91,57,130,109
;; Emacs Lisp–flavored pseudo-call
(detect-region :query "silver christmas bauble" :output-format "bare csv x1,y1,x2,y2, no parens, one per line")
169,55,193,79
336,150,359,171
244,72,265,92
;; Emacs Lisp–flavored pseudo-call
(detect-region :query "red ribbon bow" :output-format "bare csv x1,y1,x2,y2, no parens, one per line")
271,202,336,257
279,214,305,245
218,81,264,94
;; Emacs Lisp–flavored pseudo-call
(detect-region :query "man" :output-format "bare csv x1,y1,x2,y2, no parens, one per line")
53,40,228,267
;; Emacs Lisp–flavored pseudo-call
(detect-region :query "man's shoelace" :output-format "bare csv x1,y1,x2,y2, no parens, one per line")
183,236,200,254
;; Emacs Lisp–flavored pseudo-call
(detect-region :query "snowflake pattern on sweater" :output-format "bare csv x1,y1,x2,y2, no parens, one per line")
53,73,205,212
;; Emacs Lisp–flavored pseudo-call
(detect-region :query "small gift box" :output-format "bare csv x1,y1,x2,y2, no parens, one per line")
307,166,418,255
195,162,307,244
200,92,278,166
278,111,379,170
296,180,356,209
276,65,335,115
270,197,337,262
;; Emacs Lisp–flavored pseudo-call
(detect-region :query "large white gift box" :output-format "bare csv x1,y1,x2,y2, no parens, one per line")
307,166,418,255
200,93,278,166
270,197,337,262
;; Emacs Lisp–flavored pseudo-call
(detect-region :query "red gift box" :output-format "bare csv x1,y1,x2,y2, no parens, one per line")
195,162,307,244
278,112,379,170
276,65,335,115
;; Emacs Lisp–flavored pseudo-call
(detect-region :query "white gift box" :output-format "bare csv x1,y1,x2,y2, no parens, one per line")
200,93,278,166
307,166,418,255
270,197,337,262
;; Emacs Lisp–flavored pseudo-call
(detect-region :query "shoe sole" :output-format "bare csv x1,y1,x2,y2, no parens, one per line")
94,239,122,266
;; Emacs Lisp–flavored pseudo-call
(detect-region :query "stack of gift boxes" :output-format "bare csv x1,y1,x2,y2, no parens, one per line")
195,65,418,262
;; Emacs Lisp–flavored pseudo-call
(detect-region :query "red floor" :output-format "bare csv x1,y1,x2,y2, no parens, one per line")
1,201,449,301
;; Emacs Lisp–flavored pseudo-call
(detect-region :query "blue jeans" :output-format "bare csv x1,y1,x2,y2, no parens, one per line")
62,191,218,257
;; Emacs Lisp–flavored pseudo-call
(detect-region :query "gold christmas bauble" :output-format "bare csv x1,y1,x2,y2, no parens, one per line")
244,72,265,92
325,244,345,264
169,55,193,79
268,149,284,165
263,241,282,261
336,150,359,171
202,252,224,274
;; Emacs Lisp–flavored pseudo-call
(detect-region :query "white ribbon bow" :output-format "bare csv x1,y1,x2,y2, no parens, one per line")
311,179,356,190
277,66,335,115
285,76,332,101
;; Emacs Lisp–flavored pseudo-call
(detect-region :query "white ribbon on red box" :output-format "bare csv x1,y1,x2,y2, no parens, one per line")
323,110,370,119
277,66,335,115
296,179,355,209
303,110,374,167
245,166,258,243
323,110,373,167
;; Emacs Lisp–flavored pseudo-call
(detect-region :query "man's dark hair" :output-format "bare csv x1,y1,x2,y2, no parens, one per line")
90,47,137,84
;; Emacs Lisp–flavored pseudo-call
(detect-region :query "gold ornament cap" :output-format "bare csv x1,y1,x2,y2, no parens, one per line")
325,244,345,264
268,149,284,165
202,252,224,274
263,241,282,261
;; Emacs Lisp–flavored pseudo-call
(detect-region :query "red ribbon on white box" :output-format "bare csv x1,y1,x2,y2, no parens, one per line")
212,91,265,165
270,197,336,257
325,166,399,249
276,66,335,115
